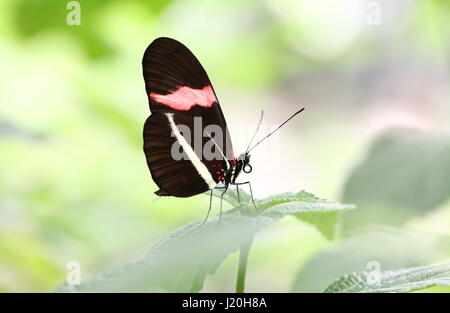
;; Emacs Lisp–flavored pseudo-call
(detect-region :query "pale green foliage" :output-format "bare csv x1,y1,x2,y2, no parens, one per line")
324,261,450,293
342,130,450,229
261,191,354,240
56,190,353,292
291,229,450,292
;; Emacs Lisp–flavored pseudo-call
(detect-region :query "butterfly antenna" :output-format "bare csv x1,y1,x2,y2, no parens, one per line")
247,108,305,153
245,110,264,154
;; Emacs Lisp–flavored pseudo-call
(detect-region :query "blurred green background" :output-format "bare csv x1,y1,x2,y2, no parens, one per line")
0,0,449,292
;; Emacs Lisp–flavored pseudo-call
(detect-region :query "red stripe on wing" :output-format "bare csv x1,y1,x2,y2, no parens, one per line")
150,85,216,111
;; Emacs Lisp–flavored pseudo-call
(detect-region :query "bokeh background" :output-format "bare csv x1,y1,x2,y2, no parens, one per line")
1,0,449,292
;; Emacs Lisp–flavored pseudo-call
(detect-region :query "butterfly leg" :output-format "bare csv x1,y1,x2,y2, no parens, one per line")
200,189,214,226
236,184,241,204
219,186,228,222
235,184,247,216
235,181,258,213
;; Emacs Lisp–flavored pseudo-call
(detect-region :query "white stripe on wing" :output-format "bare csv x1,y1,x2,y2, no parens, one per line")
165,113,217,190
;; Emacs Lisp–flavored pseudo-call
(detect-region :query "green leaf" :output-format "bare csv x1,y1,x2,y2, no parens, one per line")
324,260,450,293
293,211,341,241
56,215,263,292
56,190,353,292
342,130,450,229
291,229,449,292
260,190,355,240
256,190,326,210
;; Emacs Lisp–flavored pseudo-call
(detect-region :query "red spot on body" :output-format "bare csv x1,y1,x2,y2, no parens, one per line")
215,171,220,175
217,175,223,182
150,86,216,111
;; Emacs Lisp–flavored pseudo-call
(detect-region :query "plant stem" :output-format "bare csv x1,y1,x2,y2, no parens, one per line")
235,235,254,293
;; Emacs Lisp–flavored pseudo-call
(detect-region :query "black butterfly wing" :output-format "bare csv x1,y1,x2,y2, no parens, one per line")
143,113,215,197
142,37,235,197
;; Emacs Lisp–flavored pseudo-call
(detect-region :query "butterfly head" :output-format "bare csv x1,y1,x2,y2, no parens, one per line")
237,152,252,174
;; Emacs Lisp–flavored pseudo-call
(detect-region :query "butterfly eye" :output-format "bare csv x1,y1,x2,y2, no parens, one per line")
243,164,252,174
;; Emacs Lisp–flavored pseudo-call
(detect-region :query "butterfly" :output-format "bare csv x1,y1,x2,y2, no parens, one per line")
142,37,304,218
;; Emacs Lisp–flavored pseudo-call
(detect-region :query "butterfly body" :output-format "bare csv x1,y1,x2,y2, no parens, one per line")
142,37,303,202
